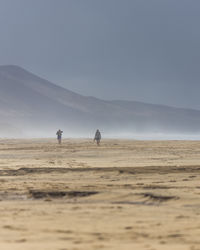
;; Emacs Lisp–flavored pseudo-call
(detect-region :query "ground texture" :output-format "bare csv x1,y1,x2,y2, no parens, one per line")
0,139,200,250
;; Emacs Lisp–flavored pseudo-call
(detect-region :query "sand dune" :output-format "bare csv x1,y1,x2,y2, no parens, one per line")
0,139,200,250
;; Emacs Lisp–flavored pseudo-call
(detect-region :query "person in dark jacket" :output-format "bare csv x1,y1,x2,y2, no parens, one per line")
56,129,63,144
94,129,101,146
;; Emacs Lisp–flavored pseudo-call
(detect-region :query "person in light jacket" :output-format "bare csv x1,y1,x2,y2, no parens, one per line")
94,129,101,146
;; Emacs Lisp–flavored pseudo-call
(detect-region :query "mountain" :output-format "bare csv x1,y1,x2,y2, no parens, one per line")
0,65,200,137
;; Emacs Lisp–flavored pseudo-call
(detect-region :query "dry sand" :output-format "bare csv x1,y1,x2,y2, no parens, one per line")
0,138,200,250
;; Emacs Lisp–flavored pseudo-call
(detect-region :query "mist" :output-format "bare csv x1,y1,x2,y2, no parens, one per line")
1,120,200,141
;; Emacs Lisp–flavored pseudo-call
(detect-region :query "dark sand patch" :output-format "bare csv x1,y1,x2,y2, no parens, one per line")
29,190,99,199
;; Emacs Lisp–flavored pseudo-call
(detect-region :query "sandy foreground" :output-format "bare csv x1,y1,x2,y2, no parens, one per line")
0,139,200,250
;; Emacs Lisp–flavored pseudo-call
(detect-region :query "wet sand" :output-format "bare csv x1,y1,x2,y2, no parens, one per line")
0,139,200,250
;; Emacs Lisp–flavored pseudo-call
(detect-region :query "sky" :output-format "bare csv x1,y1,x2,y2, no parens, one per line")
0,0,200,109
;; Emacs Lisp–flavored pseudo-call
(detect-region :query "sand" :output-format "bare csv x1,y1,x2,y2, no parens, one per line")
0,138,200,250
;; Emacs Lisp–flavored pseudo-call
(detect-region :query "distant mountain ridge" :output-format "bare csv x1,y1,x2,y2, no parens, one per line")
0,65,200,137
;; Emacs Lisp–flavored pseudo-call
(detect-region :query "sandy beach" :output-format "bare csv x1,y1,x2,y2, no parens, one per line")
0,138,200,250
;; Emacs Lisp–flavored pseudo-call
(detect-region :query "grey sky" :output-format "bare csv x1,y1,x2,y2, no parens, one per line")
0,0,200,109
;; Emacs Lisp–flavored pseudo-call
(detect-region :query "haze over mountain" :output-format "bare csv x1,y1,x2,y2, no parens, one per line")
0,65,200,138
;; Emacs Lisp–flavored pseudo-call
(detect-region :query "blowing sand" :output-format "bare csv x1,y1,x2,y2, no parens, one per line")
0,138,200,250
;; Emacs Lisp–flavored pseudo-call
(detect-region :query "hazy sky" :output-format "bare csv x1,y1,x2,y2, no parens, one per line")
0,0,200,109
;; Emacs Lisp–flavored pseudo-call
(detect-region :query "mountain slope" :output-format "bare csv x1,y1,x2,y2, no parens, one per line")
0,65,200,137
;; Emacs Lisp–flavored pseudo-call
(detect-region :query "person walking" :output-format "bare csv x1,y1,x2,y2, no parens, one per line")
94,129,101,146
56,129,63,144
